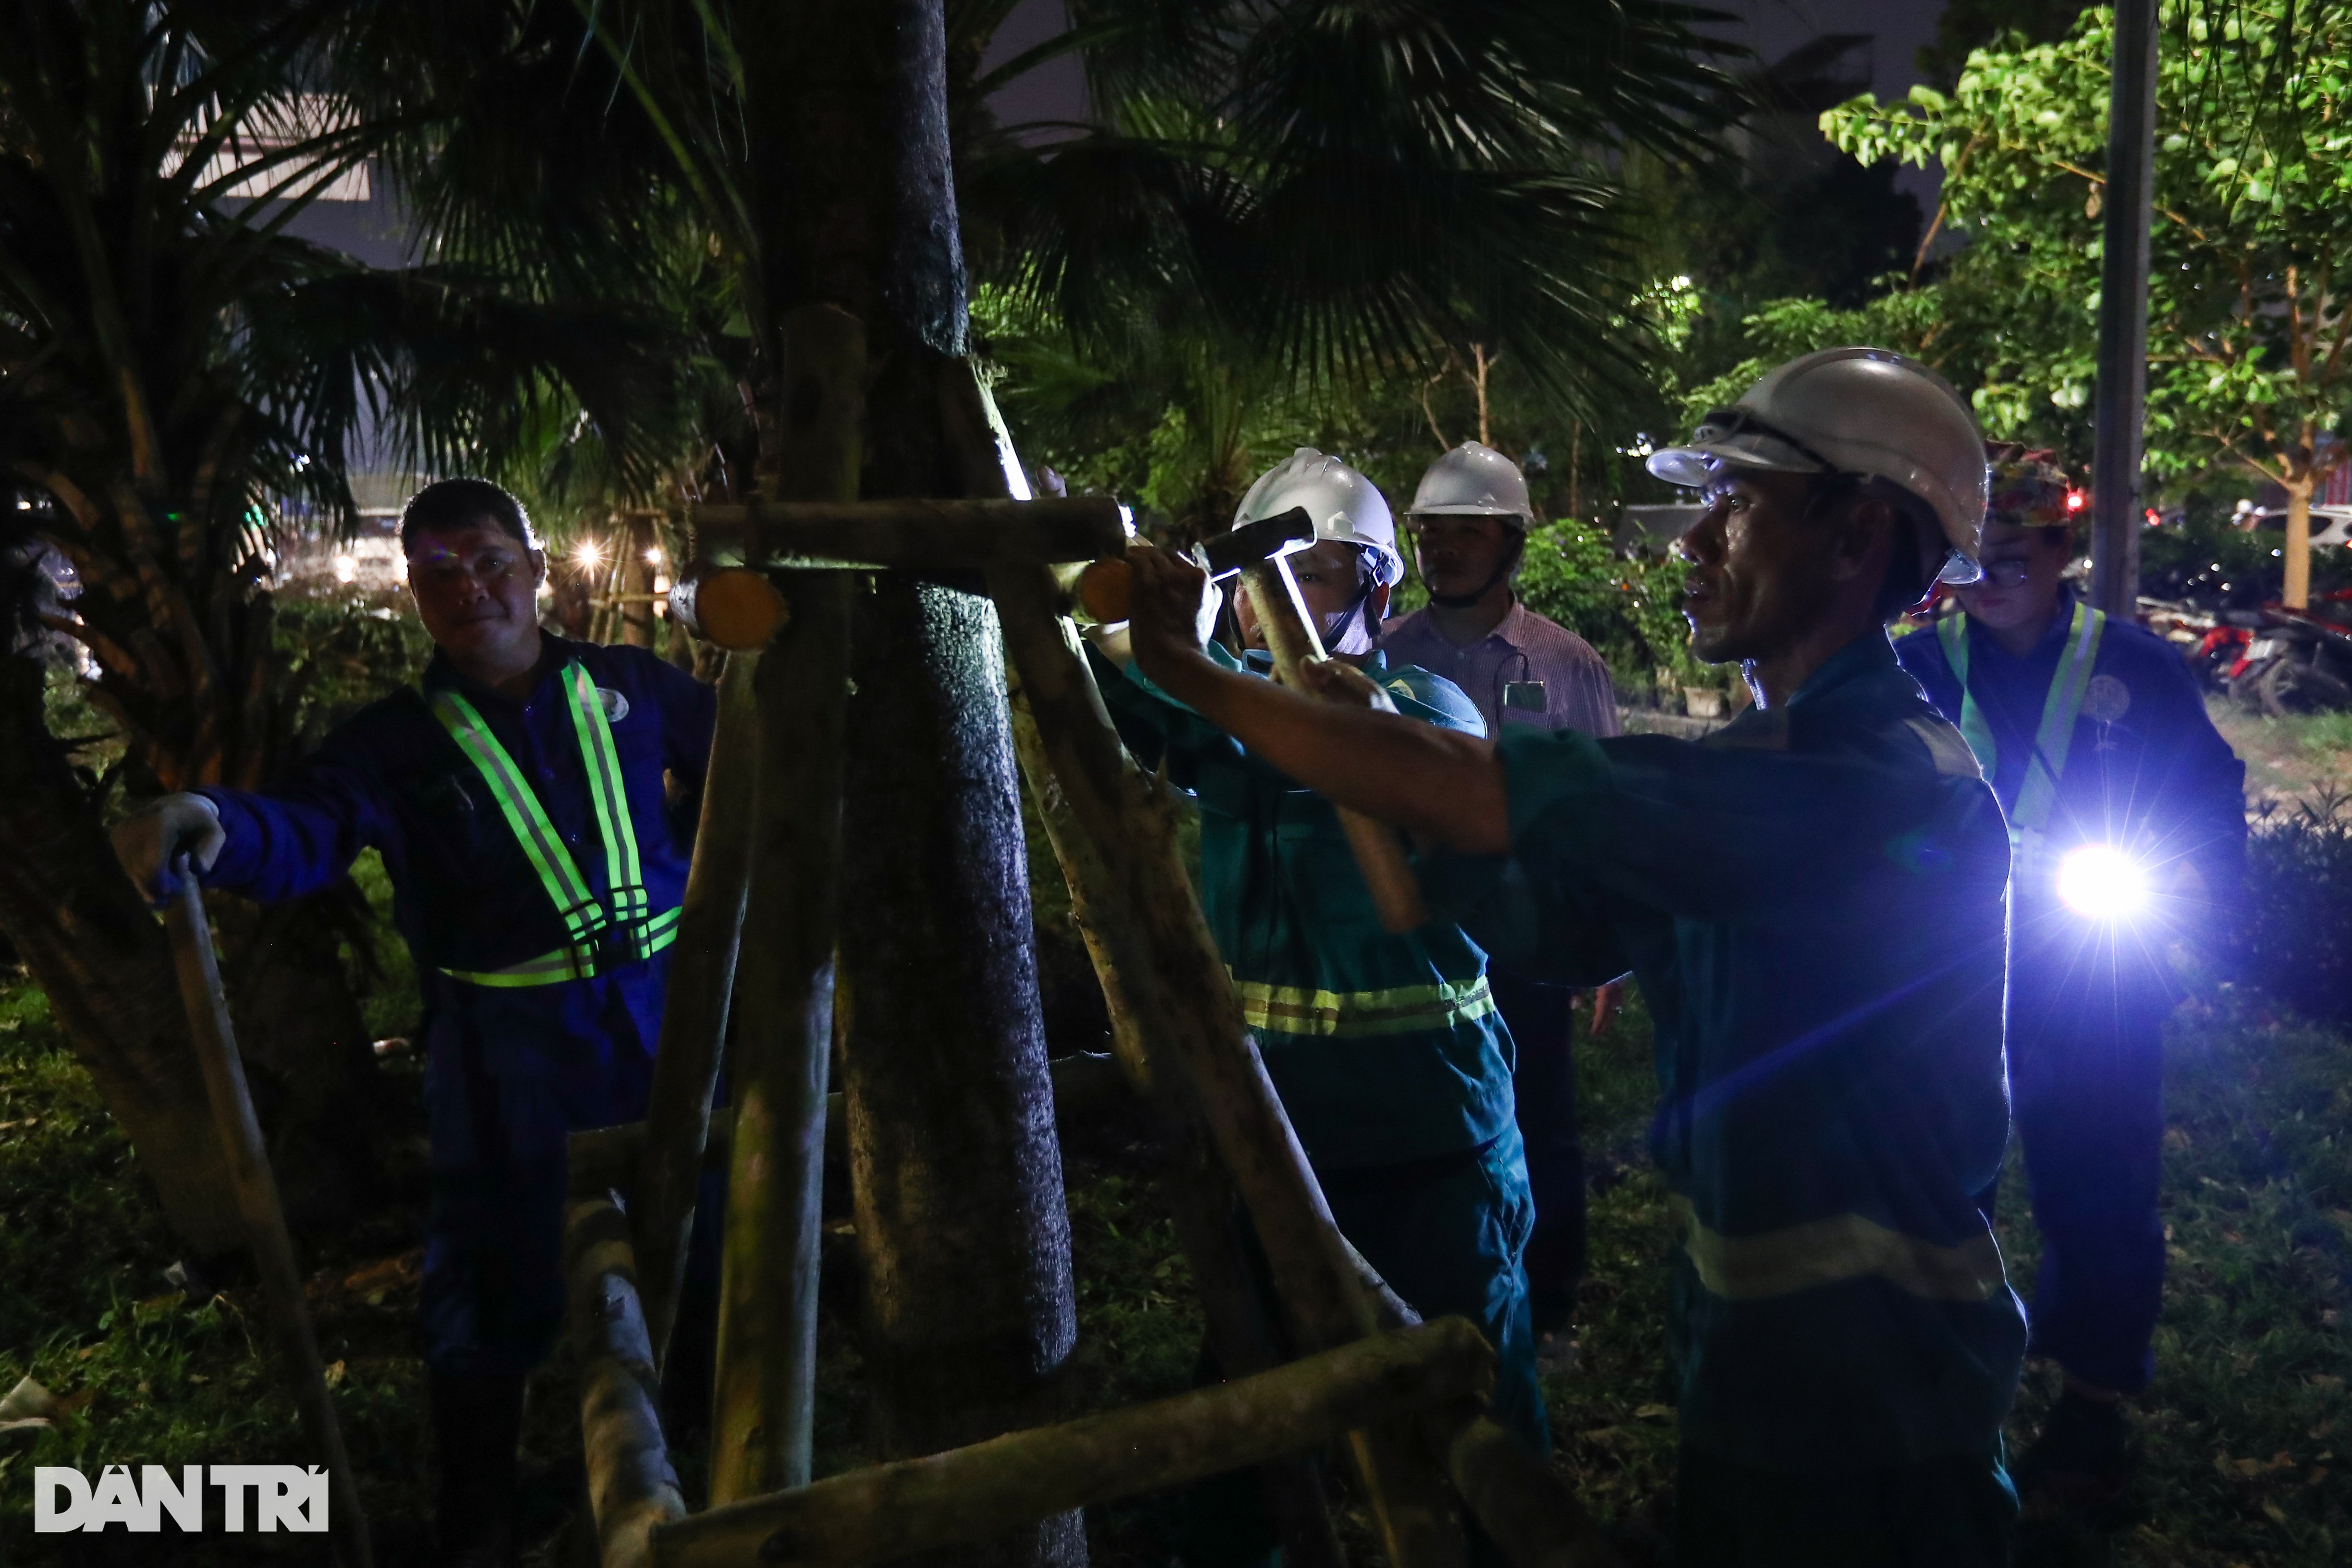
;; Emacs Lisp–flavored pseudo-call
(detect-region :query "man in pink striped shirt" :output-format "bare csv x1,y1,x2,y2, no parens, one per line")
1378,441,1621,1342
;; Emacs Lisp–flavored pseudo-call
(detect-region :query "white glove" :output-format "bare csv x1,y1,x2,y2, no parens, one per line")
110,793,225,906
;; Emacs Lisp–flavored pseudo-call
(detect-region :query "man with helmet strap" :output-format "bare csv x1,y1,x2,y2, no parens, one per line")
1379,440,1622,1343
1086,450,1548,1559
1114,353,2027,1566
1894,445,2244,1508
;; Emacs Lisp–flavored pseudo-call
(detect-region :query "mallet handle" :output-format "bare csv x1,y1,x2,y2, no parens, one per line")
1239,561,1431,934
166,865,372,1567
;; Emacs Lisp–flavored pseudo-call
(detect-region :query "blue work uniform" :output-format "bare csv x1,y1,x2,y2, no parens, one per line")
1896,594,2246,1394
1426,632,2025,1556
198,633,717,1378
1093,643,1545,1451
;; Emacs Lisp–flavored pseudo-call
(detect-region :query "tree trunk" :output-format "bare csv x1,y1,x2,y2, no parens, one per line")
0,657,243,1253
742,4,1081,1566
2285,473,2314,610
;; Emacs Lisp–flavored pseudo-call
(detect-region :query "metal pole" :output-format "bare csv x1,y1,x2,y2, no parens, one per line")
165,866,371,1566
2091,0,2158,617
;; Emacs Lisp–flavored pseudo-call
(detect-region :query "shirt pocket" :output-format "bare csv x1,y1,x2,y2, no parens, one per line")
398,764,523,889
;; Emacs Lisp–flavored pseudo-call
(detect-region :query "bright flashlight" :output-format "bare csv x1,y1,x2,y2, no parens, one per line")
573,541,605,571
2056,844,2148,921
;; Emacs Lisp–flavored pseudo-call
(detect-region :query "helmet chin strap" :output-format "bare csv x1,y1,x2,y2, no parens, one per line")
1427,531,1524,609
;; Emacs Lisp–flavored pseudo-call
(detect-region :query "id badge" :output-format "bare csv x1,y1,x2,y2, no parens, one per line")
1501,680,1548,715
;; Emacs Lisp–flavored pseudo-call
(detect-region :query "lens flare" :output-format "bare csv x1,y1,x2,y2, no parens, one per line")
2056,844,2147,921
573,541,605,571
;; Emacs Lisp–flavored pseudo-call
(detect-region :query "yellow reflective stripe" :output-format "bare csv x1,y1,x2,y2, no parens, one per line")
1233,975,1496,1038
1940,604,2105,835
565,664,648,928
2015,604,2104,833
439,908,681,987
431,687,602,943
1669,1195,2006,1304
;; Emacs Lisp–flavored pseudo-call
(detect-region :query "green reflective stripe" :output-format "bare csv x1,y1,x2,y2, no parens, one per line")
1938,602,2106,835
564,664,648,927
429,661,673,985
430,687,602,943
440,908,681,987
1669,1195,2006,1303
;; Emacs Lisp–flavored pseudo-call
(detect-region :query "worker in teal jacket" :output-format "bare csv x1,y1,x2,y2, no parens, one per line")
1086,451,1542,1473
1115,354,2028,1567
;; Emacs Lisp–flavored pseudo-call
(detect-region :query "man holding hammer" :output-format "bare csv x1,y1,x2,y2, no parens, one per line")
110,479,719,1568
1118,357,2026,1565
1087,450,1546,1491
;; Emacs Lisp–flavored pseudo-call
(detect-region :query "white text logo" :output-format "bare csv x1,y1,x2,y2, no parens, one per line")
33,1465,330,1532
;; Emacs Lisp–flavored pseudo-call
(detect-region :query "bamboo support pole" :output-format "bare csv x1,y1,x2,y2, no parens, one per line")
569,1053,1131,1195
987,569,1461,1568
690,497,1123,572
707,302,862,1505
707,578,851,1504
636,652,764,1369
1443,1419,1621,1568
565,1189,688,1568
164,870,370,1568
1010,688,1343,1568
652,1319,1495,1568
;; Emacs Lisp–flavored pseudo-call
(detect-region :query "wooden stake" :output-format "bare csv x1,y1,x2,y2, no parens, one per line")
987,563,1462,1568
164,869,370,1568
636,651,764,1371
691,496,1123,572
707,302,863,1505
652,1319,1495,1568
565,1189,688,1568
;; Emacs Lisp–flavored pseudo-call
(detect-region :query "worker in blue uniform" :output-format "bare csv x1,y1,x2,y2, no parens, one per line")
111,479,719,1567
1117,351,2029,1566
1893,448,2246,1506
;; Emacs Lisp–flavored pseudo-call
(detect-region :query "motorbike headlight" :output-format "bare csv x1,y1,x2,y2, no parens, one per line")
2056,843,2148,921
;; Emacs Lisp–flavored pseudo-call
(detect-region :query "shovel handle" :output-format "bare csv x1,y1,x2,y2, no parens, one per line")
165,863,373,1568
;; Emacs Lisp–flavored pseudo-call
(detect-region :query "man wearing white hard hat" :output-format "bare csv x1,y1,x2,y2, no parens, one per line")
1379,440,1620,1343
1087,450,1549,1554
1114,352,2025,1564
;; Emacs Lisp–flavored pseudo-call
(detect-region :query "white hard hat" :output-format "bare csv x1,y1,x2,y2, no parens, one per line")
1647,347,1988,581
1233,448,1405,586
1408,441,1532,530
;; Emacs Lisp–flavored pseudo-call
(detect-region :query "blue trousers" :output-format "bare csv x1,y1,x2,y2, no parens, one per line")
421,1051,722,1382
2006,932,2171,1396
1323,1123,1549,1453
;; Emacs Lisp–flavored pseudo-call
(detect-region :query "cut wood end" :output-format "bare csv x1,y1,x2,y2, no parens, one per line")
674,569,790,650
1076,559,1132,624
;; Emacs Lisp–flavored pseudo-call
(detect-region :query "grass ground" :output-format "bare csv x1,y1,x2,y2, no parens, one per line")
6,964,2351,1565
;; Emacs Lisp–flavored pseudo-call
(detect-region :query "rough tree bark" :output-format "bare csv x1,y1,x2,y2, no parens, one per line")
741,4,1082,1566
0,657,241,1252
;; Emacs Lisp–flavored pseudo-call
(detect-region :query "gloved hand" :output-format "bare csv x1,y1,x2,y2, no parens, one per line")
110,793,226,906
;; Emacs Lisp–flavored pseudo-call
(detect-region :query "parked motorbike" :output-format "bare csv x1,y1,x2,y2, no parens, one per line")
2226,588,2352,715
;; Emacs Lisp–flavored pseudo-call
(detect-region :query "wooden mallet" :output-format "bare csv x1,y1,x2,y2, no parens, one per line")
165,860,372,1567
1078,510,1430,933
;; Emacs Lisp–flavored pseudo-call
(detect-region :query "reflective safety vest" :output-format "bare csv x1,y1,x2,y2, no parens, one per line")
1937,600,2106,839
428,663,681,986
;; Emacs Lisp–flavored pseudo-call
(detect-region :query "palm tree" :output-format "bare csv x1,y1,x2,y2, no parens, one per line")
0,0,702,1246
